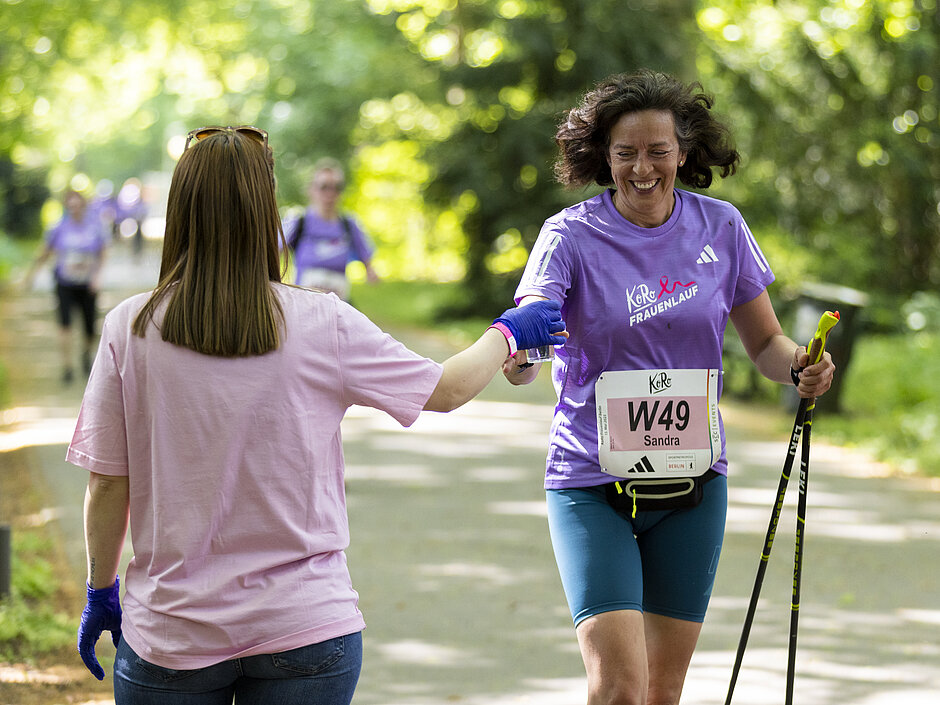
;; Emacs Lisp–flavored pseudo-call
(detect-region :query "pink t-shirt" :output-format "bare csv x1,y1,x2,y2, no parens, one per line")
67,283,443,669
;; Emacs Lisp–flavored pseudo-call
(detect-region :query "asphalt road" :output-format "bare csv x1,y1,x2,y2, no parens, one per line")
1,244,938,704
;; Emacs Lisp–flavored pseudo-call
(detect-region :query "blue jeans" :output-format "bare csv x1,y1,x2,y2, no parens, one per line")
113,632,362,705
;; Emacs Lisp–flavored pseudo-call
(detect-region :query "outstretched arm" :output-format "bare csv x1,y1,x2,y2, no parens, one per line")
423,328,513,412
424,299,566,412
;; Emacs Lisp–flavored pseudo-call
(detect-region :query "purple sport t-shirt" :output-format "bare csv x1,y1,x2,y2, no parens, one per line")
45,215,108,285
289,210,374,280
515,188,775,489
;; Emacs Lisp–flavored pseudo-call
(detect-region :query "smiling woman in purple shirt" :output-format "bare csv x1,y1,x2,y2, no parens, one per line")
503,70,836,705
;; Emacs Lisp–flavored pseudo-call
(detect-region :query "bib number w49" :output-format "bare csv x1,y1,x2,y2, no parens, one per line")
596,369,721,477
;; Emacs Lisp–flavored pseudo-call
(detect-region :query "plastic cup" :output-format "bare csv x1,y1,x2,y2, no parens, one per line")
524,344,555,363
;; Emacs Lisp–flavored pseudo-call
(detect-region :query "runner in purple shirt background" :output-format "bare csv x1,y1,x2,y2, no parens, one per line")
25,189,108,383
503,69,836,705
285,158,379,302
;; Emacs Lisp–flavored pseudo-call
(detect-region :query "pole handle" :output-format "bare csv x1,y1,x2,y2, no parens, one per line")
805,310,840,366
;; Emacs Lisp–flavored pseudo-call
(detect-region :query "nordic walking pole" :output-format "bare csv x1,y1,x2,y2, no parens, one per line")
724,402,806,705
724,310,840,705
785,310,840,705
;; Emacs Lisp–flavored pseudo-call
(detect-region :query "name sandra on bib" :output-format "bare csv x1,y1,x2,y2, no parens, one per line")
595,368,721,477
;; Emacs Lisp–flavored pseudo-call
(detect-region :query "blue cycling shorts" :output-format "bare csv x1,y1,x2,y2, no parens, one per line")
545,474,727,626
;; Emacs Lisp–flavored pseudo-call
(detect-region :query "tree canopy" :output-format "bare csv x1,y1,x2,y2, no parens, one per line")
2,0,937,317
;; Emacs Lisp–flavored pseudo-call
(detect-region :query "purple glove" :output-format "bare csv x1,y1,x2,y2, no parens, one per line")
78,576,122,680
493,299,566,350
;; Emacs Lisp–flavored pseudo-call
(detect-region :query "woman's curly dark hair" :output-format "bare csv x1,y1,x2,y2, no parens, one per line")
554,69,739,190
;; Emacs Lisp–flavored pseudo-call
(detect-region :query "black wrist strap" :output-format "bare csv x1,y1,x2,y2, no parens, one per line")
790,366,801,387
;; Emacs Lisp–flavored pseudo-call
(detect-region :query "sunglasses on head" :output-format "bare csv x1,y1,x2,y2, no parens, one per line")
184,125,268,151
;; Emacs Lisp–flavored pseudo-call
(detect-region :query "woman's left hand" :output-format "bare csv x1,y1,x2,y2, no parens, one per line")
78,578,123,680
791,347,836,398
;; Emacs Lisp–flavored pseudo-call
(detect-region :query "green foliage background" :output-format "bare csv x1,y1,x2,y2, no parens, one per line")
2,0,937,305
0,530,76,662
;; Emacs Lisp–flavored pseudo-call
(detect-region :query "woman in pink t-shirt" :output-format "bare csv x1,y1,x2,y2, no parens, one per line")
71,126,565,704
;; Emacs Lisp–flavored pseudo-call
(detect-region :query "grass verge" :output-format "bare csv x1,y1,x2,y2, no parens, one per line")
0,234,34,286
0,531,76,663
822,331,939,476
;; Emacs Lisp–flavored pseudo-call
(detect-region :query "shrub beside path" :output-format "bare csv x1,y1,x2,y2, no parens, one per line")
1,246,938,704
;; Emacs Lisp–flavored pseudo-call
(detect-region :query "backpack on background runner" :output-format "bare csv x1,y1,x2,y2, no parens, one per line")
287,213,353,254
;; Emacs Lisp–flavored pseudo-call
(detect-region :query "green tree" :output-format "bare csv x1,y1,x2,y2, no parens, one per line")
360,0,939,312
361,0,703,311
0,0,421,222
2,0,937,311
696,0,939,301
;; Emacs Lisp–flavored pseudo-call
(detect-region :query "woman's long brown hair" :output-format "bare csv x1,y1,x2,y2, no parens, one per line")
132,130,285,356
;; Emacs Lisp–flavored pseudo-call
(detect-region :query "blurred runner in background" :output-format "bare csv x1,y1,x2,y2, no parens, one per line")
25,189,108,383
284,158,378,301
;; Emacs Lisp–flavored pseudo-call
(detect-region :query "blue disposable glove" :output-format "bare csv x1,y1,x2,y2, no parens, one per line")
77,576,123,680
493,299,566,351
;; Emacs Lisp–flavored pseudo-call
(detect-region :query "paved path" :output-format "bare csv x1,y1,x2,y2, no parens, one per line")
1,246,939,704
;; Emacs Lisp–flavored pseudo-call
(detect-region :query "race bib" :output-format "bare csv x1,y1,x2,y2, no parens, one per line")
313,238,347,259
60,251,96,283
595,368,721,477
299,267,350,300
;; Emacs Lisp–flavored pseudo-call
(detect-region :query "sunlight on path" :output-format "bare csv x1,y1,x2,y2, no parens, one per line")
0,407,76,452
